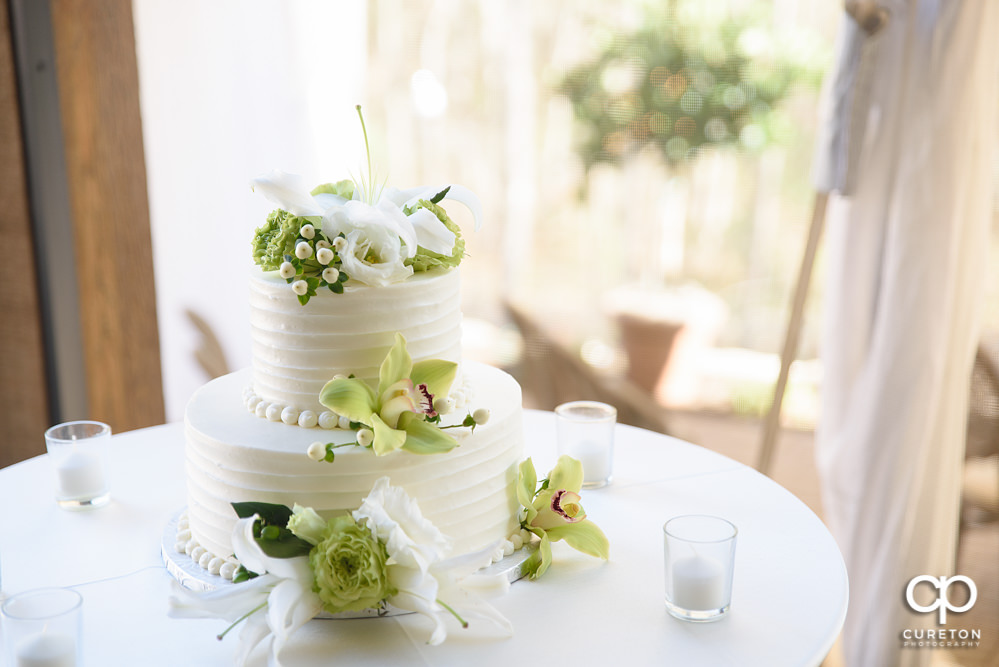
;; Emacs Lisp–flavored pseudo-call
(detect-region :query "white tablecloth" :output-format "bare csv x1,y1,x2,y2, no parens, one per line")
0,410,847,666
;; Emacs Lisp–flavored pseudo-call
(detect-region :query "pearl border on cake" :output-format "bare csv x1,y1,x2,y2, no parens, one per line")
240,377,474,429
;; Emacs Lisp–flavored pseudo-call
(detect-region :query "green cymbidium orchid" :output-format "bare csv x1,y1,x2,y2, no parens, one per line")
517,456,610,580
318,333,459,456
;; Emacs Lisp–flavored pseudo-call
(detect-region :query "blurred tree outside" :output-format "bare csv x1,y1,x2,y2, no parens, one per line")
553,0,828,410
558,0,825,176
362,0,837,418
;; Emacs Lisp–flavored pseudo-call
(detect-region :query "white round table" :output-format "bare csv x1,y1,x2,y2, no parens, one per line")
0,410,847,666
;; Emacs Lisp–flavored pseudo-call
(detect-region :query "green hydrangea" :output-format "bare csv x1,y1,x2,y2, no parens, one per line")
405,199,466,272
309,515,394,614
252,209,311,270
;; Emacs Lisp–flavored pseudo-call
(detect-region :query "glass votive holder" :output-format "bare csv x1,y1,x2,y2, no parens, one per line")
663,515,737,622
2,587,83,667
44,421,111,510
555,401,616,489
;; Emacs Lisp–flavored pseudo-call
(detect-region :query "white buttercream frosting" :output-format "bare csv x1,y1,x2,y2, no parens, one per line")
184,364,524,562
249,267,463,415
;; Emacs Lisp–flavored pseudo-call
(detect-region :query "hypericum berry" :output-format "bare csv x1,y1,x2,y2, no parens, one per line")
472,408,491,425
307,442,325,461
317,248,335,266
316,239,332,250
322,267,340,283
357,428,374,448
295,241,313,259
333,237,347,252
292,280,308,295
279,261,296,279
300,223,316,239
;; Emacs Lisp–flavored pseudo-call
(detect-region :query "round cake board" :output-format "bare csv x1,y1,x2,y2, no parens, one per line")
162,509,538,619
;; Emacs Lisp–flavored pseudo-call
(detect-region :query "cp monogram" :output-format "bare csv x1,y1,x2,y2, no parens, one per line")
905,575,977,624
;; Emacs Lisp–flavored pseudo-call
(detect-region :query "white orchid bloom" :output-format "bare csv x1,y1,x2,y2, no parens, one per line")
250,170,347,217
353,477,512,645
168,515,322,666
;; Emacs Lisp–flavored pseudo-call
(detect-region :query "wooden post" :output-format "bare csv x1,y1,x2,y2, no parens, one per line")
47,0,164,432
0,0,51,466
756,192,828,475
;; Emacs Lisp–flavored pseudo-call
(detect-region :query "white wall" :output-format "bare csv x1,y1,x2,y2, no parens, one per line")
133,0,367,421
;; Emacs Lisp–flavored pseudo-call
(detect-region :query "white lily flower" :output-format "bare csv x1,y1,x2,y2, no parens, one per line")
353,477,512,645
383,184,484,232
168,515,322,667
408,208,457,255
250,170,346,217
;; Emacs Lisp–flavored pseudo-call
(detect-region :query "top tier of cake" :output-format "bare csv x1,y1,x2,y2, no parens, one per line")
249,267,462,415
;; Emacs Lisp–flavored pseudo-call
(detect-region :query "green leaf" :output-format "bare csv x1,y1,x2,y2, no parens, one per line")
256,527,313,559
516,459,539,525
370,413,407,456
318,378,377,423
378,333,413,397
429,186,451,204
545,519,610,560
232,501,294,526
410,359,458,402
398,412,459,455
548,455,584,494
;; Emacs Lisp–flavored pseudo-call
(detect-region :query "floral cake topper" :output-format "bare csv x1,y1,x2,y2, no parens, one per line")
250,106,482,304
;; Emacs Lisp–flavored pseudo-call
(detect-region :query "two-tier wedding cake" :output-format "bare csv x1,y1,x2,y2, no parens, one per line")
179,169,527,577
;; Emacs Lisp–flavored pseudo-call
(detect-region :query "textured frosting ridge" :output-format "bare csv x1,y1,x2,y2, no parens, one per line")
249,267,463,414
185,364,524,562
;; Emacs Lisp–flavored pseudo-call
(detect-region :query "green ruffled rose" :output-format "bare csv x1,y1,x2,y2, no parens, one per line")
309,515,394,614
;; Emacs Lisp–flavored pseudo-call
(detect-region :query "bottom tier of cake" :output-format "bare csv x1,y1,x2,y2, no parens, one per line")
184,363,525,567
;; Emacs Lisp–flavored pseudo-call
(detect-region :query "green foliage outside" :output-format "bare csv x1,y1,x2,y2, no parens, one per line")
557,0,827,173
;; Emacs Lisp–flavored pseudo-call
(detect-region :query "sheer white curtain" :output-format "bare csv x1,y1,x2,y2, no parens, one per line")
815,1,999,665
133,0,366,420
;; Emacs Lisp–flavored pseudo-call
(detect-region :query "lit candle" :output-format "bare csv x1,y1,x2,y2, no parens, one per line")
671,555,726,611
15,631,76,667
56,450,105,499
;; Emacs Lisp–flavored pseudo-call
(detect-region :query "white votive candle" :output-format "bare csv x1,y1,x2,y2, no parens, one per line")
573,440,611,484
671,555,726,611
56,451,105,499
16,631,76,667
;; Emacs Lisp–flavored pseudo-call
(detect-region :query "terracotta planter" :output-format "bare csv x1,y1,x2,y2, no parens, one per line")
616,313,684,397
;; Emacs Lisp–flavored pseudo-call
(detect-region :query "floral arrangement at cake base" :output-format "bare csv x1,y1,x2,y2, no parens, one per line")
169,460,608,665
